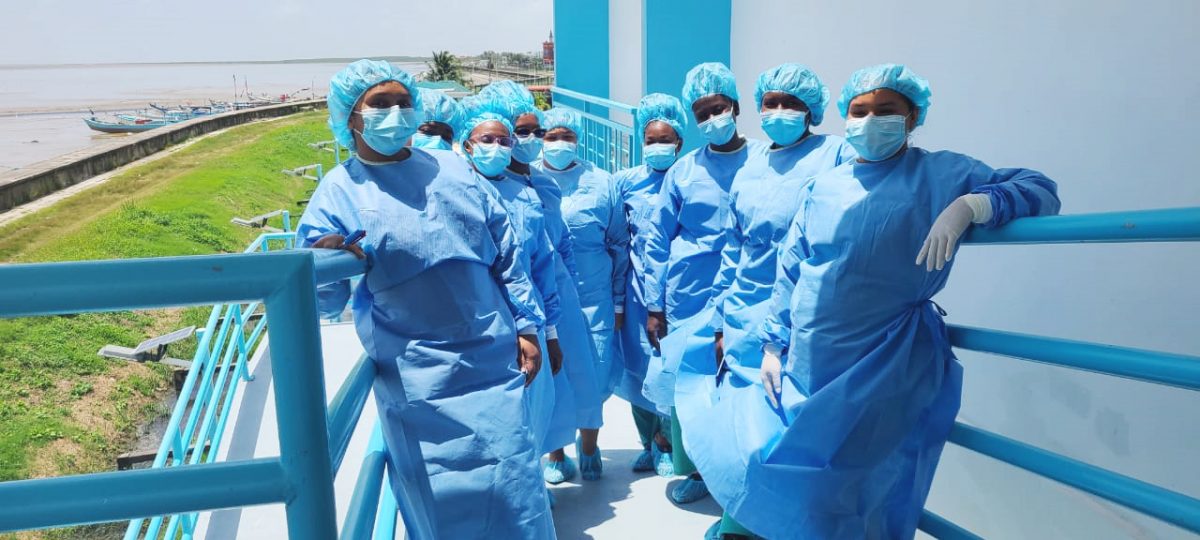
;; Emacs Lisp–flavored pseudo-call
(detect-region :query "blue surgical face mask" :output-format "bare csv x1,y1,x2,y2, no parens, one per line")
761,109,808,146
356,105,422,156
845,114,909,161
643,143,678,171
468,142,513,177
512,135,543,163
698,110,737,146
543,141,578,170
411,132,450,151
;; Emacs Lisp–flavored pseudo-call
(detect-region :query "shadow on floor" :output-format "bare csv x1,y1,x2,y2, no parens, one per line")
664,477,724,517
551,447,723,539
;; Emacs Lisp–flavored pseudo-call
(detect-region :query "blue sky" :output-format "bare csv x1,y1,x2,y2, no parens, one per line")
2,0,553,65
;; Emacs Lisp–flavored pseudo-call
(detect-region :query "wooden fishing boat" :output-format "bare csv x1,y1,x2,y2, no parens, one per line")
83,116,172,134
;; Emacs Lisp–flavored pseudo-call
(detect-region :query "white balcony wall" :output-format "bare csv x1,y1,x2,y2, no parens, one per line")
608,0,643,126
730,2,1200,538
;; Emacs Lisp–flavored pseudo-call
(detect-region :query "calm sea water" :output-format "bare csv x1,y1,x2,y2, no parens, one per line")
0,61,426,172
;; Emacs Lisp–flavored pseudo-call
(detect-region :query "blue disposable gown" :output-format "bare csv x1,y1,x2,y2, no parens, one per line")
610,164,667,412
640,138,767,412
478,170,578,454
534,158,630,403
529,168,605,429
675,147,1061,539
708,135,856,380
297,150,555,539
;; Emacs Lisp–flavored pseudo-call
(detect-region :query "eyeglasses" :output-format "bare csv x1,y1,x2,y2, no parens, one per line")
513,127,547,139
472,134,517,148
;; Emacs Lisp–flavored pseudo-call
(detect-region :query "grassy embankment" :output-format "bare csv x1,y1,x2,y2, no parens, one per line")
0,111,335,538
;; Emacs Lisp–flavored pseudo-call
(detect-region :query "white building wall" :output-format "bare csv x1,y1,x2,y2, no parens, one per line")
608,0,643,126
730,1,1200,538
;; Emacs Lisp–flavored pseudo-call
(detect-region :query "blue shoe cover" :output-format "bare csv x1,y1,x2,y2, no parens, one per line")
577,438,603,480
704,520,722,540
632,448,654,472
543,456,577,484
671,477,710,504
652,445,675,477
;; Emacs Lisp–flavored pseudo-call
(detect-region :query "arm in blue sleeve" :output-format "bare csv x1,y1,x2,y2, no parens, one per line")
605,176,631,313
642,168,683,312
554,217,579,279
296,177,352,318
532,227,561,329
757,197,811,352
969,166,1062,228
483,187,546,333
707,200,743,331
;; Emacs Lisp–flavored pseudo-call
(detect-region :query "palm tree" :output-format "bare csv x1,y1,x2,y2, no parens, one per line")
424,51,467,86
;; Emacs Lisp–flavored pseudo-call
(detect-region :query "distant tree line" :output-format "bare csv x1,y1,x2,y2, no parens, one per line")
422,50,550,87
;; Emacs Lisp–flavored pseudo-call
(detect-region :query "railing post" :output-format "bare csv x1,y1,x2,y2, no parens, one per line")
264,255,337,539
373,474,399,540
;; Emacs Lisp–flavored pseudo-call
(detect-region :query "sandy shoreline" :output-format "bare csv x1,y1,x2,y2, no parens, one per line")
0,94,324,117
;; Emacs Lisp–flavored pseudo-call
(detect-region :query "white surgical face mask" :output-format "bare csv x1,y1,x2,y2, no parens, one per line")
543,141,578,170
845,114,908,161
698,110,737,145
643,143,678,171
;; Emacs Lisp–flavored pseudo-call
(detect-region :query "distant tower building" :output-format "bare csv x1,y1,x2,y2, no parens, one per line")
542,31,555,68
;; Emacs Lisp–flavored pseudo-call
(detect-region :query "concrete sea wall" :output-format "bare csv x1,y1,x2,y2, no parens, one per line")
0,99,327,213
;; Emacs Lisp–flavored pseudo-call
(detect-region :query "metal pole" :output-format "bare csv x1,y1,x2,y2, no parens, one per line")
265,254,337,539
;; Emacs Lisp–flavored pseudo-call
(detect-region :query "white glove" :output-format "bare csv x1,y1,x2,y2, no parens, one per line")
916,194,991,272
761,345,784,408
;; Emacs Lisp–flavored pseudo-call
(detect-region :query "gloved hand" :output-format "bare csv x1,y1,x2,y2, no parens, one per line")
547,338,564,375
646,311,668,352
916,196,974,272
517,334,542,387
761,346,783,408
312,233,365,259
614,312,625,332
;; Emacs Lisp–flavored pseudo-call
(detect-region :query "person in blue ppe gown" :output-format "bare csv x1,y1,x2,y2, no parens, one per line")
482,80,548,167
455,95,575,467
533,107,631,481
642,61,766,505
483,80,604,485
610,93,689,477
673,63,856,539
297,60,556,539
674,63,1062,540
410,90,460,150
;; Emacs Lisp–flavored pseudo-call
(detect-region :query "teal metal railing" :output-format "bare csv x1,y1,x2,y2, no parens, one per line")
555,91,1200,538
551,86,639,172
919,208,1200,538
0,249,356,537
123,225,294,540
326,354,437,540
0,236,441,538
